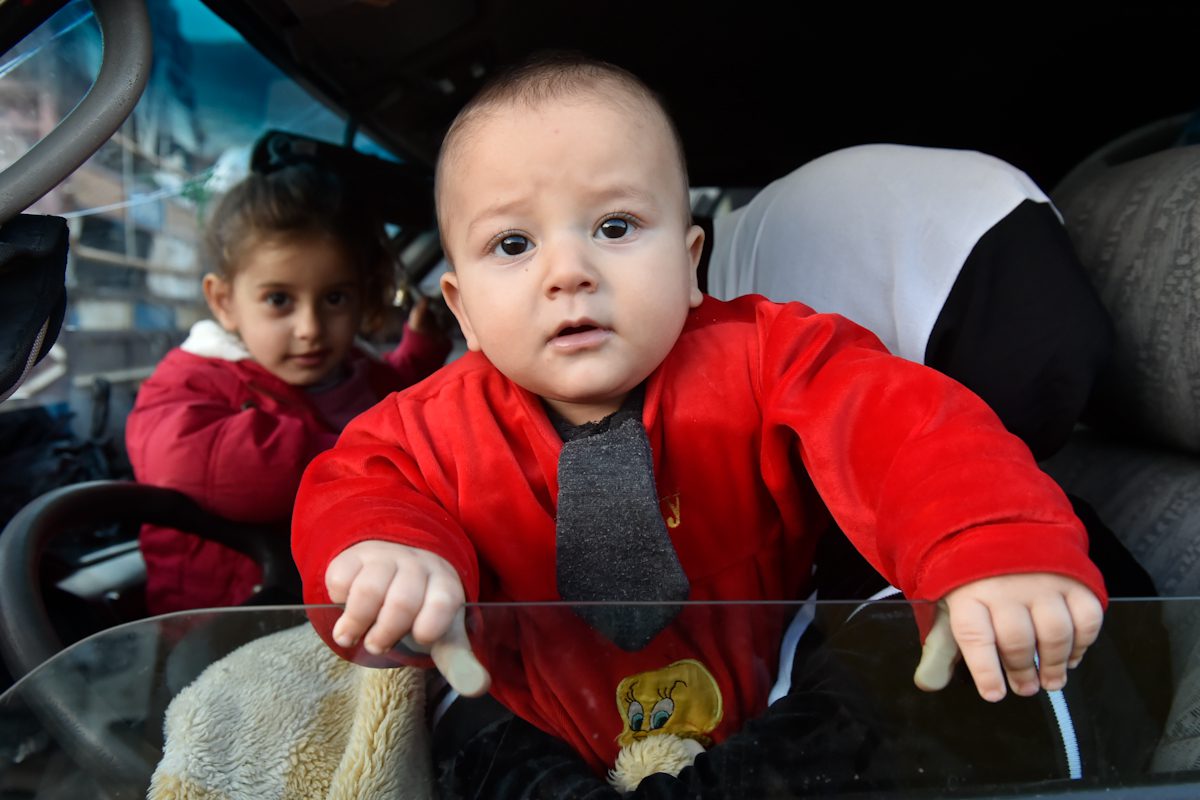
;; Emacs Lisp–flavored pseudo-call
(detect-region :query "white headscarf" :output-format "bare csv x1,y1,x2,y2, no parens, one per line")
708,144,1054,362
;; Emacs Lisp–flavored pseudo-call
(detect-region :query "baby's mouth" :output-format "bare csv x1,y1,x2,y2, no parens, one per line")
550,319,610,349
556,323,598,338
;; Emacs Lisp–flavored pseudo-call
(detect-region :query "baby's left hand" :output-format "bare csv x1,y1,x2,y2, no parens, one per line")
913,573,1103,702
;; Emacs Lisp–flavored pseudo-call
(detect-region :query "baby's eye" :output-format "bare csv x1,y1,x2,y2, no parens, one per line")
493,234,532,257
596,216,635,240
264,292,290,308
325,290,350,307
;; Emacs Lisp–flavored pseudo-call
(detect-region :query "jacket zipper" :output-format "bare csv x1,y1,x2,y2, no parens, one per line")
1040,654,1083,779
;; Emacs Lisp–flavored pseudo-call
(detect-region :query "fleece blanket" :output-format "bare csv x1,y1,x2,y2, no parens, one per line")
149,623,432,800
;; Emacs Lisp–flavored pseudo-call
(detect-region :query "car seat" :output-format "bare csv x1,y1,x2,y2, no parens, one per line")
1037,114,1200,773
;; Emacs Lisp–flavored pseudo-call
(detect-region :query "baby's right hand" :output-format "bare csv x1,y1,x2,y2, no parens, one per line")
326,540,489,696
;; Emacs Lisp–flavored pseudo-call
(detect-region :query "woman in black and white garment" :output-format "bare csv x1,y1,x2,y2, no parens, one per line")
706,143,1108,462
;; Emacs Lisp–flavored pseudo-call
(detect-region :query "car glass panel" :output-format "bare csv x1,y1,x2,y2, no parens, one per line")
0,599,1196,798
2,0,393,423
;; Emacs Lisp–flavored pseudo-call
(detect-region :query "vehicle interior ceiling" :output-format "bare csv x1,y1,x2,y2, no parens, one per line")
201,0,1198,199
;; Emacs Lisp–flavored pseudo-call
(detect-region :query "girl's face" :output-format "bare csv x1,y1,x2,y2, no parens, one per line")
203,233,364,386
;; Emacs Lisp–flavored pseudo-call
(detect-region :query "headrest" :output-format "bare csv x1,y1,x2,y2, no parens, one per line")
1054,144,1200,454
249,130,434,231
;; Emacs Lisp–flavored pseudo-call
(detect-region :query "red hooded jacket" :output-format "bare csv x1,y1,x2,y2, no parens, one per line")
126,320,450,613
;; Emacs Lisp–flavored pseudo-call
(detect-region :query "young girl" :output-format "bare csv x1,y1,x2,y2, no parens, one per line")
126,164,452,615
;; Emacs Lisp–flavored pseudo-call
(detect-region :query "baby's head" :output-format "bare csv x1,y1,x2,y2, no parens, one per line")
202,164,395,386
436,53,705,424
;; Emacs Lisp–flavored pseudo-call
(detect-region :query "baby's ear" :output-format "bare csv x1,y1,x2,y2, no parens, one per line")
439,271,480,351
201,273,237,332
686,224,705,307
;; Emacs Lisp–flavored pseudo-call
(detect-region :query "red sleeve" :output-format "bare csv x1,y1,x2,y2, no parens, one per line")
382,322,452,385
290,395,480,607
755,301,1107,606
125,363,335,522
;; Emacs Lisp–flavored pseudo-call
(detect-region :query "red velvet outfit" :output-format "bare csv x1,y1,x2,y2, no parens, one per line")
293,295,1106,773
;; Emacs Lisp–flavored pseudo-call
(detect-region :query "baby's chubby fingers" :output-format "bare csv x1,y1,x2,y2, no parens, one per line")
326,549,395,649
324,541,465,655
990,604,1039,697
325,548,362,605
1065,585,1103,669
409,562,467,645
360,558,429,655
942,573,1105,703
1028,600,1074,692
944,595,1008,702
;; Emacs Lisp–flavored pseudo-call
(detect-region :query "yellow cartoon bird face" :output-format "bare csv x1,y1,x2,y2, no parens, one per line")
615,659,723,748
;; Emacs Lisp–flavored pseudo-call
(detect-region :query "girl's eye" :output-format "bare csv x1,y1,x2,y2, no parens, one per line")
264,292,290,308
325,291,349,307
597,217,634,240
494,234,532,257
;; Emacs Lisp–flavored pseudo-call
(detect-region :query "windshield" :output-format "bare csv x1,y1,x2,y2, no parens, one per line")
1,0,394,421
1,598,1197,799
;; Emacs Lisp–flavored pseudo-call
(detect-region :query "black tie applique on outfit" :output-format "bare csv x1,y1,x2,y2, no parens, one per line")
551,388,690,651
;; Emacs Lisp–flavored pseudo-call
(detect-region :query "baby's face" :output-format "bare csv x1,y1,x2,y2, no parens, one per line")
440,95,704,425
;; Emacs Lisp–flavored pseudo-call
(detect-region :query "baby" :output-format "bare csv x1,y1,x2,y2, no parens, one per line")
292,54,1104,782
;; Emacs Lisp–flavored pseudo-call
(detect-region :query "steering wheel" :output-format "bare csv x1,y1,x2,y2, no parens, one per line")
0,480,299,795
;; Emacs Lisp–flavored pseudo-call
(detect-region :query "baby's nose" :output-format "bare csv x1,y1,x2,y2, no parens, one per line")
543,241,599,296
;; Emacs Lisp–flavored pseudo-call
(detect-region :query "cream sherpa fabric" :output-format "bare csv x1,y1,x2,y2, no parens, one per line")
149,623,432,800
607,735,705,794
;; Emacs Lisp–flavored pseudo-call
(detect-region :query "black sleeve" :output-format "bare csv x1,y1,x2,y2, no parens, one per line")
924,199,1114,460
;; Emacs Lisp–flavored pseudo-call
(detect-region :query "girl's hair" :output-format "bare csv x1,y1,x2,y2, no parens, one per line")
203,164,395,331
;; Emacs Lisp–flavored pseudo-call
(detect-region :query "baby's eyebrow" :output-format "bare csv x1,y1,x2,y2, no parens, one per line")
580,183,657,209
465,183,659,238
465,197,528,239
